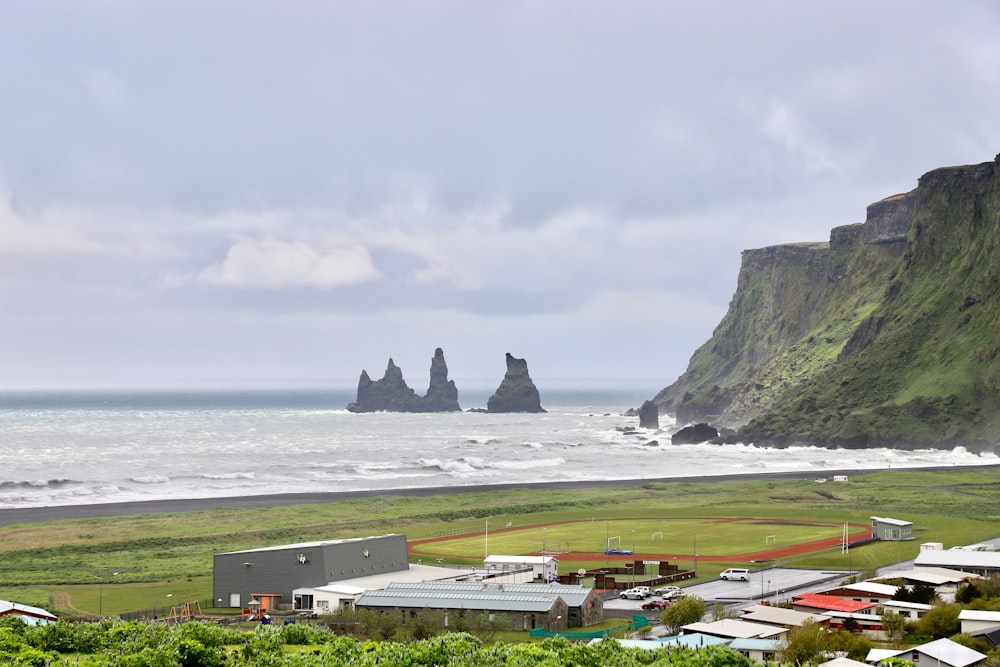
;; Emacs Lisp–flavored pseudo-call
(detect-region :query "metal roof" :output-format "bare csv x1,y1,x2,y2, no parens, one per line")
218,533,403,555
821,581,898,597
880,567,982,585
959,610,1000,622
870,516,912,527
792,593,875,613
729,637,784,651
682,619,786,639
915,550,1000,570
382,581,594,606
741,604,825,627
356,588,558,612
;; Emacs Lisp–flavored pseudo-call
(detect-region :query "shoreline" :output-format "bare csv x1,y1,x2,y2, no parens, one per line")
2,464,995,527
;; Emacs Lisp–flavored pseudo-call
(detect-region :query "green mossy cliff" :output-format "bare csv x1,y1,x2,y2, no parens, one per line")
653,153,1000,452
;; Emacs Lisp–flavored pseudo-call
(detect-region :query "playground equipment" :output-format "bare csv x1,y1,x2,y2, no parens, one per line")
164,601,204,623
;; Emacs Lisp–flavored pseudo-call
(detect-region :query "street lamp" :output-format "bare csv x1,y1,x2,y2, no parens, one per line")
98,571,119,619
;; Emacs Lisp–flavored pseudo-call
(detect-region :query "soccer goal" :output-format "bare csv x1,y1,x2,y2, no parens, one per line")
605,536,621,552
651,531,664,543
765,535,777,546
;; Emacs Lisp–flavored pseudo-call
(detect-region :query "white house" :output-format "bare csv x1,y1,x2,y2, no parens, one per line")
0,600,57,625
960,609,1000,634
880,600,932,620
876,566,981,603
484,555,559,581
866,637,986,667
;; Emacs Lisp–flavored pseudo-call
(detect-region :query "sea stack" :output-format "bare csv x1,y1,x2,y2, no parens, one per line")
346,348,461,413
638,400,659,429
486,353,545,413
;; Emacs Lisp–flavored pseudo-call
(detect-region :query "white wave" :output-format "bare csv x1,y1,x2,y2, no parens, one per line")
131,475,170,484
200,472,256,480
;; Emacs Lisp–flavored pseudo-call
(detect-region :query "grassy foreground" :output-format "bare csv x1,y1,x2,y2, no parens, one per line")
1,466,998,617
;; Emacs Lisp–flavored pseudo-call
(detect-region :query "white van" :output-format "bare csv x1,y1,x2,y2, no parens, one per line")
719,568,750,581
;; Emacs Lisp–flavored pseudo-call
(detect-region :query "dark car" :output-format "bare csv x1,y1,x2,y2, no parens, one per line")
641,599,667,610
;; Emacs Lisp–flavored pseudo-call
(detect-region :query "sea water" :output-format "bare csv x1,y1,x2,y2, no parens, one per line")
1,386,996,509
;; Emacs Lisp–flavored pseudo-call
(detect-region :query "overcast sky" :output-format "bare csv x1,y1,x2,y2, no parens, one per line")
2,1,999,391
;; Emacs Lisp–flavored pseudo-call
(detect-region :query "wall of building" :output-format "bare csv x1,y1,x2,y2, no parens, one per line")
213,534,409,608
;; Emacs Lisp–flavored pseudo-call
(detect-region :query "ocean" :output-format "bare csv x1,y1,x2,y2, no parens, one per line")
1,385,996,510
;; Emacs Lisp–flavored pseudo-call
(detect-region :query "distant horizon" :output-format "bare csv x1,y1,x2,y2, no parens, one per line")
0,376,668,393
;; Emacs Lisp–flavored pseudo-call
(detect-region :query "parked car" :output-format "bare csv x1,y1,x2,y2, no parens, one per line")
619,586,651,599
720,568,751,581
641,599,667,610
655,586,685,599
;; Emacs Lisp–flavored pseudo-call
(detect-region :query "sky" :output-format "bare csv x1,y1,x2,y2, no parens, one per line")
2,1,999,391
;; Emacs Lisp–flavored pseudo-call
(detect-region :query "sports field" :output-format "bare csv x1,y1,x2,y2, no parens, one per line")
408,517,870,566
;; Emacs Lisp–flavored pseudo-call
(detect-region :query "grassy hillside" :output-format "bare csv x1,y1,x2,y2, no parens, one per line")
654,153,1000,449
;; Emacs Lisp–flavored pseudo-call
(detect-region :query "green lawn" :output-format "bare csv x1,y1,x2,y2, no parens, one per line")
1,467,998,617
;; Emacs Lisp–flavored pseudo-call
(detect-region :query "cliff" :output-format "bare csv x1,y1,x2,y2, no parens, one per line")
652,153,1000,451
347,348,461,413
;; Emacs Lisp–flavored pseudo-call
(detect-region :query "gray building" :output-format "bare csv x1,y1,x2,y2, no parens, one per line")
213,534,409,610
356,581,604,631
871,516,913,541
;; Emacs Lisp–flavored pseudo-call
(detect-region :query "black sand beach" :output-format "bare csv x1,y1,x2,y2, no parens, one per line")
2,465,991,527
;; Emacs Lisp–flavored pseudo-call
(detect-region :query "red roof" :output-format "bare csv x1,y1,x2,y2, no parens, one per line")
792,593,876,613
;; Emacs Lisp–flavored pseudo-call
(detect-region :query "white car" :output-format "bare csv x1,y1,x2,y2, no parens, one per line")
655,586,685,599
619,587,651,600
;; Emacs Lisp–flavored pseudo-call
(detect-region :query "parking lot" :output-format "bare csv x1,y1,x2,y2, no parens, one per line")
603,567,851,617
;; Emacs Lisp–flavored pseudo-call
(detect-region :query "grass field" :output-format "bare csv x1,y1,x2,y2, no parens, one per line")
409,517,859,561
1,467,998,617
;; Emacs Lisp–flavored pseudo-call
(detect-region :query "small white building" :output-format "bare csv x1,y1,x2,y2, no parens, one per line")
866,637,986,667
292,563,466,614
880,600,932,620
960,609,1000,634
870,517,913,541
484,555,559,581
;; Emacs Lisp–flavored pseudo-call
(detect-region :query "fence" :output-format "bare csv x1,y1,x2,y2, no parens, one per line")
528,614,649,639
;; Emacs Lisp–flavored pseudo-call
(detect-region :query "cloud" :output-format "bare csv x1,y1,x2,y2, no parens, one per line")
196,235,383,289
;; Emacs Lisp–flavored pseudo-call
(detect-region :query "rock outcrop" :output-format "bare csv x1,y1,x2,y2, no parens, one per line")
671,423,719,445
486,353,545,413
346,348,461,413
638,400,659,429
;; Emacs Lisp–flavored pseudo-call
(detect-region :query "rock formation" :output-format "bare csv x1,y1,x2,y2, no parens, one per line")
671,423,719,445
486,353,545,413
346,348,461,413
638,400,659,429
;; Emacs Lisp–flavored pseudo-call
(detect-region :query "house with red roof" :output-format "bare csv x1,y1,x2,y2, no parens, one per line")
0,600,58,625
791,592,876,615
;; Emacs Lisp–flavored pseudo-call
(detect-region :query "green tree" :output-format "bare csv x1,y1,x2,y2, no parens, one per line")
779,620,827,665
660,595,707,635
915,603,960,639
881,610,906,647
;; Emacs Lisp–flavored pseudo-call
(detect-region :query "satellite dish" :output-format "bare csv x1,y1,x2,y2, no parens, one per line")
578,569,587,576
